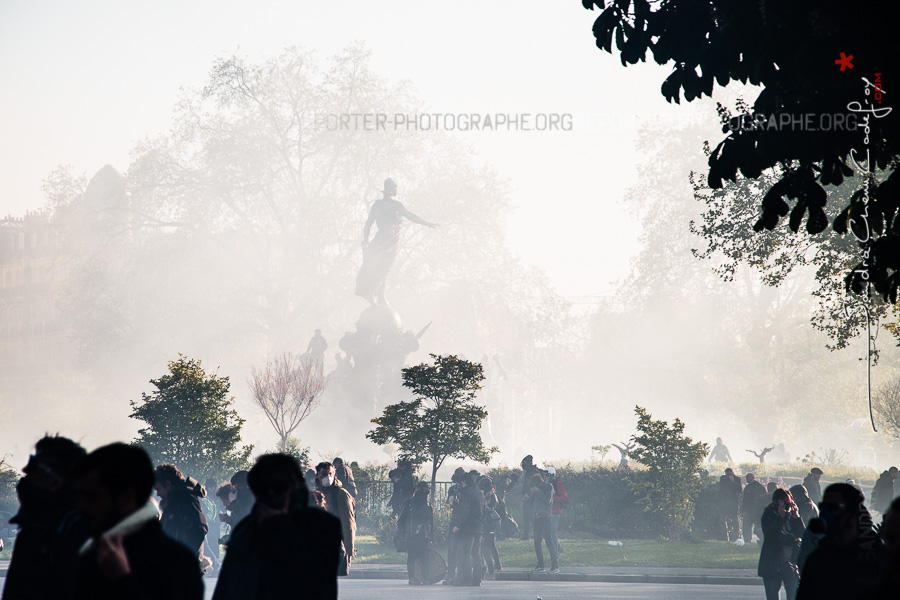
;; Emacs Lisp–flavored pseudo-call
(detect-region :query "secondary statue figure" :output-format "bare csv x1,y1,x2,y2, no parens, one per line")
356,178,437,306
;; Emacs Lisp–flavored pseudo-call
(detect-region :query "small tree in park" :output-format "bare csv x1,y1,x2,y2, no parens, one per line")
249,351,326,449
366,354,498,496
629,406,708,540
130,355,253,482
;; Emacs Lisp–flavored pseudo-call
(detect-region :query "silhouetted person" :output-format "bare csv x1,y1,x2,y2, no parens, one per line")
203,477,222,569
214,483,236,545
212,453,342,600
451,470,485,586
757,488,804,600
225,470,253,529
3,435,88,600
797,483,886,600
480,477,503,577
525,473,558,574
72,443,203,600
307,329,328,372
333,457,358,499
859,496,900,598
756,481,779,544
742,473,766,542
356,177,437,305
708,437,733,463
154,465,208,560
788,484,818,527
315,461,356,574
494,473,519,539
390,459,416,516
802,468,824,505
519,455,539,539
718,468,742,541
442,467,466,584
871,467,898,515
547,466,568,555
398,481,434,585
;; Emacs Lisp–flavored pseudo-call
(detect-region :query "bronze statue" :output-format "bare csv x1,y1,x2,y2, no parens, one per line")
355,178,437,305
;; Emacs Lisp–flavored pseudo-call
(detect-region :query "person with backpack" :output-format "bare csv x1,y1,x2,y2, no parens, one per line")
479,477,503,578
546,467,568,556
398,482,434,585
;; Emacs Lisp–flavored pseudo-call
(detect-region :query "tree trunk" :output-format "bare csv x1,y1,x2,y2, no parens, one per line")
431,461,439,502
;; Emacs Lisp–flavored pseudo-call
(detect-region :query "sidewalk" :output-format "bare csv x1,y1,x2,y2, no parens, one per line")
1,559,762,586
348,563,762,586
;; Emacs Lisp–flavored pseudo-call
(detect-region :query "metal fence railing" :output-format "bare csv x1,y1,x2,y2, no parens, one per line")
356,480,453,517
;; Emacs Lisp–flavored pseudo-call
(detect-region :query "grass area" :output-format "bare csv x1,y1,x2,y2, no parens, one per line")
354,535,761,569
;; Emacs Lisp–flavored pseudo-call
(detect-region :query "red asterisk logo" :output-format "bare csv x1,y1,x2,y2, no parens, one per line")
835,52,854,72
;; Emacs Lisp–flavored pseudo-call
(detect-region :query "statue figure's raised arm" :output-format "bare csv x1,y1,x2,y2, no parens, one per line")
399,204,438,229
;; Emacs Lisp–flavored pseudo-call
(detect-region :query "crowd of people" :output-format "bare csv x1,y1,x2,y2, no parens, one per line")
391,454,570,586
4,436,900,600
696,460,900,600
1,435,354,599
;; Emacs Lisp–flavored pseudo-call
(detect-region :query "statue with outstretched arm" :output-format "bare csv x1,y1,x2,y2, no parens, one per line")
355,178,437,305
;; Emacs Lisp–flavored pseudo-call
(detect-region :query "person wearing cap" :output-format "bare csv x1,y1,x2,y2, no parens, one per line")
802,468,824,506
546,467,568,556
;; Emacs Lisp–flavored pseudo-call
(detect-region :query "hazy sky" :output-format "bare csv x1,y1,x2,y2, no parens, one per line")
0,0,705,297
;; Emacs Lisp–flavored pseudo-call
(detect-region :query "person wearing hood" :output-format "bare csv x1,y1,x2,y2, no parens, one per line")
3,435,88,600
316,461,356,574
72,443,203,600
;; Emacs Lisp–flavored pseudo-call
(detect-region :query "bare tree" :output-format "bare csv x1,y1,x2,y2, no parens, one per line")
612,441,636,469
250,352,326,448
875,378,900,439
746,446,774,464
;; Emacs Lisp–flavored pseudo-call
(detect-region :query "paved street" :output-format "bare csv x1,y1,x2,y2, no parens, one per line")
199,579,762,599
335,580,762,599
0,576,765,599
